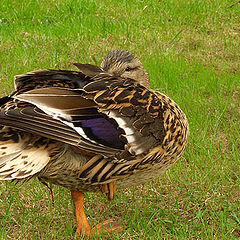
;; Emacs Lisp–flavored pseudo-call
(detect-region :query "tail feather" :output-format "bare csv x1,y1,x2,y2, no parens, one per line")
0,127,52,180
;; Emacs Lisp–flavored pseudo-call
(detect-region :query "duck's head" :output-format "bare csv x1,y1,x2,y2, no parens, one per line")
101,50,150,88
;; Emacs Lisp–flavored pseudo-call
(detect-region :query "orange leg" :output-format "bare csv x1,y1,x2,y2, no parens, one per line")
71,190,123,236
101,182,116,201
71,190,91,235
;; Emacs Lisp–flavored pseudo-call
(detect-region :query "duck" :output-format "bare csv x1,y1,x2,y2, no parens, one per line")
0,50,189,236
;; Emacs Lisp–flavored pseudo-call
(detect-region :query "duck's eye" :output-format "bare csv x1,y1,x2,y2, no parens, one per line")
125,67,131,71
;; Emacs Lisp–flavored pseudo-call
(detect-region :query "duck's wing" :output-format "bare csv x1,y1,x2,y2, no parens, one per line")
1,69,167,165
0,97,120,158
12,76,166,163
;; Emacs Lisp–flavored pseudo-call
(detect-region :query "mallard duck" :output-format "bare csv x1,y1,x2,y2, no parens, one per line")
0,50,189,236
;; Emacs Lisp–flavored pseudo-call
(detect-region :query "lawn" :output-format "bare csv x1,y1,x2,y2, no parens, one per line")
0,0,239,239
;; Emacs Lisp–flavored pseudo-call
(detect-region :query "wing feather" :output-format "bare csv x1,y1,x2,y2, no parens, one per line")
1,70,167,165
0,106,119,157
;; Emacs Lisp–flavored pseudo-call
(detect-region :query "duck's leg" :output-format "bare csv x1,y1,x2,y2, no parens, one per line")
71,190,91,235
101,181,116,201
71,189,123,236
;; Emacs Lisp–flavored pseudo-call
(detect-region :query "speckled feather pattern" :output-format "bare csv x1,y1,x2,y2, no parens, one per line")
0,50,189,193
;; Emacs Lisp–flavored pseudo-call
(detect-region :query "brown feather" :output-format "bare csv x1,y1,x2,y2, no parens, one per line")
73,63,104,77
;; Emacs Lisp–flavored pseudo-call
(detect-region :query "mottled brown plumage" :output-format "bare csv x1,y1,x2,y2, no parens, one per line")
0,50,189,236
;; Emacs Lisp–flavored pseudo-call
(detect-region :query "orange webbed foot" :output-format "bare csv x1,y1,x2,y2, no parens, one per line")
71,189,122,237
91,219,123,236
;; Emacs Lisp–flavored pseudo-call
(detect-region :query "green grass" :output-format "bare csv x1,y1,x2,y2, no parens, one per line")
0,0,240,239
